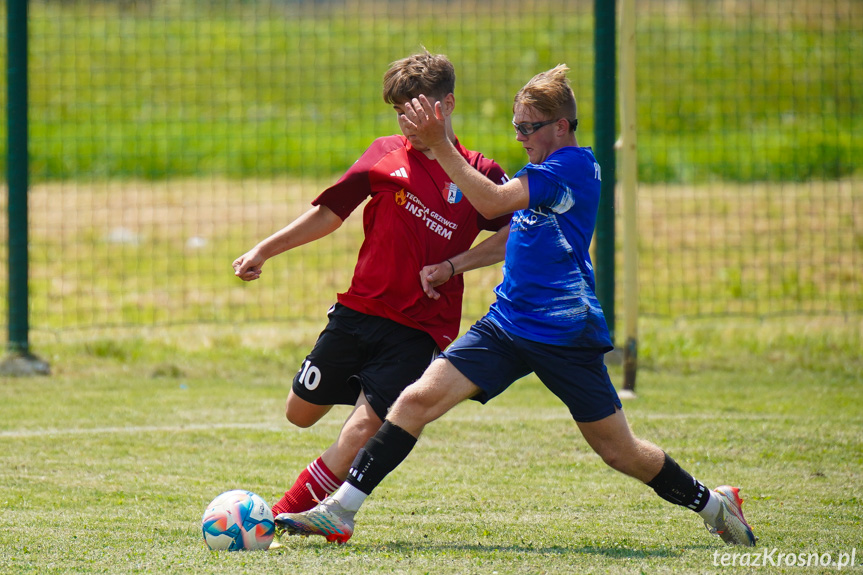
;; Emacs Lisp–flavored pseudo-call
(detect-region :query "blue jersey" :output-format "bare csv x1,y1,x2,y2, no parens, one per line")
486,146,612,349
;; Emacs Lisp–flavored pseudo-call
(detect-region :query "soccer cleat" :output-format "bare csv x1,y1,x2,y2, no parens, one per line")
274,497,355,544
706,486,757,546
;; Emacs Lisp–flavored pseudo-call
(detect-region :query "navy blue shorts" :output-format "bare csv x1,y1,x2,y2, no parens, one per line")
440,316,621,422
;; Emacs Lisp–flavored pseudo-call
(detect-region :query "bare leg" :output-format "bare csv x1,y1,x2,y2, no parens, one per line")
576,409,665,482
320,393,383,477
285,389,333,428
387,358,482,437
273,393,383,515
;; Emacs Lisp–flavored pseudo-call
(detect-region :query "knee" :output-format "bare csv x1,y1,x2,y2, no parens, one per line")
587,433,639,473
393,386,430,416
597,448,630,473
284,396,329,428
593,439,662,481
388,386,434,428
285,410,316,428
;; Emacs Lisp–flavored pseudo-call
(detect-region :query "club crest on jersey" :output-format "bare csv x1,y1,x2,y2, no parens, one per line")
394,188,407,206
445,182,463,204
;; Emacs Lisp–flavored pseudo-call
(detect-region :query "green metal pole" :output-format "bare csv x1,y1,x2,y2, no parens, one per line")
594,0,616,343
7,0,30,353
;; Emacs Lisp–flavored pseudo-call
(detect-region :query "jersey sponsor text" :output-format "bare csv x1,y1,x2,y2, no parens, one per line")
402,190,457,240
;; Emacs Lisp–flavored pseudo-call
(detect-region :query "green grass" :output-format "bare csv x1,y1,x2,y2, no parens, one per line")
0,0,861,183
0,2,859,331
11,178,860,333
0,319,860,573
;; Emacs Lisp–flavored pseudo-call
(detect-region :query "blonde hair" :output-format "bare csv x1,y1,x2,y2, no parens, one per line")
382,50,456,105
513,64,577,130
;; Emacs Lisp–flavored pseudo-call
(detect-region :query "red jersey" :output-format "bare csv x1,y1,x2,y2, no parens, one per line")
313,135,510,349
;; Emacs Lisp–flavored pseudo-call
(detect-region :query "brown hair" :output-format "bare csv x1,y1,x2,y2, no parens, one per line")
383,50,456,105
513,64,578,130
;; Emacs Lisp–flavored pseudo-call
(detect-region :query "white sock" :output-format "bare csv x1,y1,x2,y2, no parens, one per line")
331,483,367,512
697,490,722,526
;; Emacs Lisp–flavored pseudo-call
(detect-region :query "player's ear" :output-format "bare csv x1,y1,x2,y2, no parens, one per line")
441,93,455,117
556,118,568,135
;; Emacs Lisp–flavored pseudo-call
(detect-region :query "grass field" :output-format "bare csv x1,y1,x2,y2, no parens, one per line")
10,177,860,333
1,0,860,332
0,318,860,574
0,2,860,571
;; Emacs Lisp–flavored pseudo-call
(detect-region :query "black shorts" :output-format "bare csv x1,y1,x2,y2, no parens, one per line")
291,303,439,421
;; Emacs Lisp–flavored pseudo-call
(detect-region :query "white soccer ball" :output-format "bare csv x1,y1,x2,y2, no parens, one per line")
201,489,275,551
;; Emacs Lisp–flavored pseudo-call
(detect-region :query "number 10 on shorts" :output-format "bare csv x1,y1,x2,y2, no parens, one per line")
298,360,322,390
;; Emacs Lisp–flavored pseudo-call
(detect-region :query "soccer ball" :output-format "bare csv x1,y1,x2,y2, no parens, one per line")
201,490,275,551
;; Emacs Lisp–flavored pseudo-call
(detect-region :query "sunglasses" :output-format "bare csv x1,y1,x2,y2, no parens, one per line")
512,118,578,136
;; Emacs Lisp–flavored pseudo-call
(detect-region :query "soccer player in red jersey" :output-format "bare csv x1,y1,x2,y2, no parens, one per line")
232,50,511,517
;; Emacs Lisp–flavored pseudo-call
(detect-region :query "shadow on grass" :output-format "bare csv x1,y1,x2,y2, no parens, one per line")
274,539,713,559
391,543,682,559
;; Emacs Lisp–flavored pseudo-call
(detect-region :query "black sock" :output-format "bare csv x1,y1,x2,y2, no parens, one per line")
646,453,709,512
346,421,418,495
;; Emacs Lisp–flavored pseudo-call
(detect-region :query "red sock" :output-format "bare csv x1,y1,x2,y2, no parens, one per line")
271,457,342,516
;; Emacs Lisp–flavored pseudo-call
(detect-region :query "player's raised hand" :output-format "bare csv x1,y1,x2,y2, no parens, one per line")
233,251,264,281
402,95,447,148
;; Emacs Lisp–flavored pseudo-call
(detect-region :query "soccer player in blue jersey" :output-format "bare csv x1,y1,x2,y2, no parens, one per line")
275,65,756,547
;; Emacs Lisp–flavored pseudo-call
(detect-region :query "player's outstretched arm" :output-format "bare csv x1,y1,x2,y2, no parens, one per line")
233,205,342,281
420,225,509,300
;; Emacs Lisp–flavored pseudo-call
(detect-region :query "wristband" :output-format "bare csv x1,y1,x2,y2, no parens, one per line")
446,259,455,279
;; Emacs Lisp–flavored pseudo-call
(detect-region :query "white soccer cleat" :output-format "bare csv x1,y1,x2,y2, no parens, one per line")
274,497,355,544
705,485,757,546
